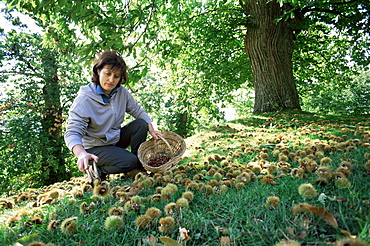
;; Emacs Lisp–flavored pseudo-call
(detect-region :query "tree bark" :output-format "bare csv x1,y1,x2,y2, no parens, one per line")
240,0,301,114
41,53,69,184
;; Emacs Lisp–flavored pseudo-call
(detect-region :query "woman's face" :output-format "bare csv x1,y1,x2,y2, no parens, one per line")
98,65,121,95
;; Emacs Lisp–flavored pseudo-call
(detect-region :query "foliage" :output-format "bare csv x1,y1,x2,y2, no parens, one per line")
129,72,199,137
2,0,251,121
300,71,370,115
3,0,369,119
1,0,369,195
127,0,252,135
130,67,231,137
227,85,254,118
292,17,370,115
4,0,162,68
0,111,369,245
147,0,252,134
0,26,85,192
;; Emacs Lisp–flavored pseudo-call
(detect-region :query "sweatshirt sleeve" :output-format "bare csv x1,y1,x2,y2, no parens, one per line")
64,102,90,151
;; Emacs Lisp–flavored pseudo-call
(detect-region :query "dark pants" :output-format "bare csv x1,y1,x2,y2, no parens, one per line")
86,119,148,175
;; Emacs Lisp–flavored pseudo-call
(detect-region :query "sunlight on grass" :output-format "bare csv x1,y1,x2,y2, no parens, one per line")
0,111,369,246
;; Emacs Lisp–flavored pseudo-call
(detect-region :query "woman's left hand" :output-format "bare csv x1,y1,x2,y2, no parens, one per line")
150,130,162,140
148,123,161,140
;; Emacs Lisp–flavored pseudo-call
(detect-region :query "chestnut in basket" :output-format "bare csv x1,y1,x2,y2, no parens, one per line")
148,156,171,167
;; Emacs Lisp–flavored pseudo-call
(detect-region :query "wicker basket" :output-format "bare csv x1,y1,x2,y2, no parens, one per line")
138,131,186,173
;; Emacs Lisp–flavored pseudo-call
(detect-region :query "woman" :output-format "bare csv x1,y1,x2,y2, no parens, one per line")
64,50,160,182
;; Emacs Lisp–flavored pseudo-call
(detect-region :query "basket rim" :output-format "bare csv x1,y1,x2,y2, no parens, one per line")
138,131,186,172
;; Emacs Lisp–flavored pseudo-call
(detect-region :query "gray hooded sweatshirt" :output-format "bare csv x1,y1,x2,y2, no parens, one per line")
64,82,152,151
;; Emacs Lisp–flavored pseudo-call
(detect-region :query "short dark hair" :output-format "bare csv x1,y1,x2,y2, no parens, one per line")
91,50,128,86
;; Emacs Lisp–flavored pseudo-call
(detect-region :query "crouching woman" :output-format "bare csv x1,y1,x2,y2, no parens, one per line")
64,50,160,181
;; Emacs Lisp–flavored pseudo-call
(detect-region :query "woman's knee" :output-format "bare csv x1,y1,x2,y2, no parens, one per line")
135,118,148,131
125,154,140,169
102,154,139,174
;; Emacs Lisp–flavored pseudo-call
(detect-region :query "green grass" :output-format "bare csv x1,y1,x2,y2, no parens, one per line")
1,111,369,246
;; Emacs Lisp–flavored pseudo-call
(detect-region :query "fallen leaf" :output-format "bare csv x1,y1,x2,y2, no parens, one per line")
287,227,295,237
302,217,311,229
221,228,229,234
131,180,139,187
159,236,180,246
17,233,40,244
305,204,338,228
270,181,279,185
148,234,158,245
179,227,191,241
221,236,231,245
340,230,356,238
74,241,86,245
296,231,307,240
127,187,141,196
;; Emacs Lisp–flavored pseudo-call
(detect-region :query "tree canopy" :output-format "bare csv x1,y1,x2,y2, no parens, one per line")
0,0,369,190
3,0,369,115
0,25,85,190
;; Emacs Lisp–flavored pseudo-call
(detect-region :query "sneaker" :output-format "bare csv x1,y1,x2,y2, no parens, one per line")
101,173,108,181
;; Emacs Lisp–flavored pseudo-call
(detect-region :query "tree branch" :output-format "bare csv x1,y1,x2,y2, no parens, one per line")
130,0,156,48
302,7,342,15
238,0,248,14
0,71,43,78
301,0,359,16
331,0,358,6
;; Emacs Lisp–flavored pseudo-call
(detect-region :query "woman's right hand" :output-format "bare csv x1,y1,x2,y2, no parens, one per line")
72,145,99,173
77,152,99,173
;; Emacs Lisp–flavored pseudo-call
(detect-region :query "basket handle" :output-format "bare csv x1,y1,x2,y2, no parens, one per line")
157,134,174,158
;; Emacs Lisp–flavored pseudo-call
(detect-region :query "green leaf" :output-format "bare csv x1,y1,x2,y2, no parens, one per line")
158,237,181,246
18,234,40,244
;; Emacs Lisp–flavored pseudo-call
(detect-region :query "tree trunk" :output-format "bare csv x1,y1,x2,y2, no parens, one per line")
175,112,188,137
41,52,69,185
240,0,301,114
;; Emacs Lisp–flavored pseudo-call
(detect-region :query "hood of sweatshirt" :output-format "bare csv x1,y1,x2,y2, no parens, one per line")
77,82,109,105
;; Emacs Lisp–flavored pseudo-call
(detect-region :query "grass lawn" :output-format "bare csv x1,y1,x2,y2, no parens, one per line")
0,110,369,246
